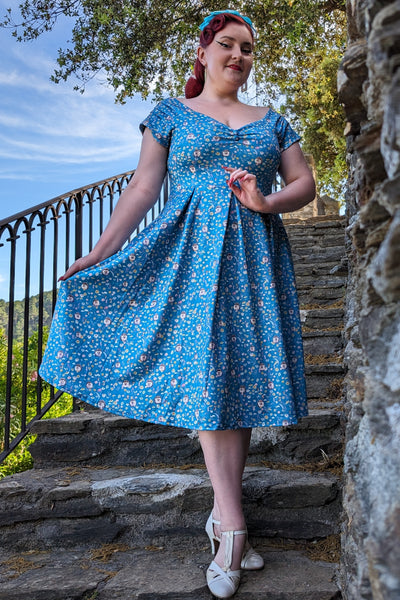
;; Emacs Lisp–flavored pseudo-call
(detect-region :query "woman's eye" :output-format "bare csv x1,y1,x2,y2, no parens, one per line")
242,48,253,55
216,41,230,48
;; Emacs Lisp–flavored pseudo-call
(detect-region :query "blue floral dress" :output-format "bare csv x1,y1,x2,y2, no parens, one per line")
39,98,307,430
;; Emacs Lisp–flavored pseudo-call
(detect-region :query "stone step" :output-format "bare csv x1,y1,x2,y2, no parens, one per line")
295,276,346,290
291,245,345,263
302,330,343,355
28,408,343,469
305,364,345,400
289,233,346,246
0,466,341,552
294,262,347,277
300,308,344,330
284,215,346,229
297,286,345,306
0,544,342,600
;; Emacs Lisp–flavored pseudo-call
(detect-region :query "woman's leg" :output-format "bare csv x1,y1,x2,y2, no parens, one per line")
198,428,252,570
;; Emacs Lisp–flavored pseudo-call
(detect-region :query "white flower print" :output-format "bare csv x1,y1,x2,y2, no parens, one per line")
39,98,307,432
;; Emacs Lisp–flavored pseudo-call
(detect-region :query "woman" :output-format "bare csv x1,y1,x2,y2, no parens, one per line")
40,9,315,599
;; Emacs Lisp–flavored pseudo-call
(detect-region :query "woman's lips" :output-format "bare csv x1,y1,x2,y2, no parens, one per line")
227,64,242,71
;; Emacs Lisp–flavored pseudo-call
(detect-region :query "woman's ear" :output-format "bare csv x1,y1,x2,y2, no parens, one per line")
197,46,206,67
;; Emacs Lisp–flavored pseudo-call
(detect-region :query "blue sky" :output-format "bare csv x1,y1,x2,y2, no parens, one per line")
0,0,155,221
0,1,158,300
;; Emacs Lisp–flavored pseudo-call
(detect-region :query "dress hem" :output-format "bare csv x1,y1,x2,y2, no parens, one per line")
39,371,308,431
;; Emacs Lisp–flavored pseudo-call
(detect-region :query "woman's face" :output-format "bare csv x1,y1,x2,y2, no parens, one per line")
198,22,254,90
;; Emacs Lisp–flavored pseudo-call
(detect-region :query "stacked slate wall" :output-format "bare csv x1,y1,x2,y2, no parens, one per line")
338,0,400,598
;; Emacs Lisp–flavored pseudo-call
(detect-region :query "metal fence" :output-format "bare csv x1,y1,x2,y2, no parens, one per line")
0,171,168,463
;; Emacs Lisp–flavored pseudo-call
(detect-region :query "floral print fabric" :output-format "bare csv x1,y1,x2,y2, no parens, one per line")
39,98,308,430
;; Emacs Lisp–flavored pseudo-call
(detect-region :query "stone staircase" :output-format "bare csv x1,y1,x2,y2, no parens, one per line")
0,215,346,600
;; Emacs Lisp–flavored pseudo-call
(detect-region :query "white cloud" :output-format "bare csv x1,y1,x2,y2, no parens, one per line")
0,134,139,163
0,7,157,217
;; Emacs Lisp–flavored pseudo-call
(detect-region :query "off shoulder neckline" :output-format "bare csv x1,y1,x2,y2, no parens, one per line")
171,98,273,132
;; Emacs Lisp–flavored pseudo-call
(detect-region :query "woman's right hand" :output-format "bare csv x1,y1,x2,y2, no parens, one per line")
59,252,102,281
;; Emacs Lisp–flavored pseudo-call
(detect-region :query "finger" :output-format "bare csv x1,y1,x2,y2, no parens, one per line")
229,170,249,183
222,166,246,177
59,267,77,281
59,260,84,281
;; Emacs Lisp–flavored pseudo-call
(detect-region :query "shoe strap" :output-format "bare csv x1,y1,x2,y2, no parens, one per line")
208,560,241,583
220,529,247,571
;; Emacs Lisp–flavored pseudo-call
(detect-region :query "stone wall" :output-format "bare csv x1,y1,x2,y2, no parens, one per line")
338,1,400,599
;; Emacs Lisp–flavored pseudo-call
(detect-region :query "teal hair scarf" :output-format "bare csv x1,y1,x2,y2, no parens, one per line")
199,10,256,34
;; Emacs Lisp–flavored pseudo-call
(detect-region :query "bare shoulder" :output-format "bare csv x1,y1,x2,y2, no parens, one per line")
241,103,272,119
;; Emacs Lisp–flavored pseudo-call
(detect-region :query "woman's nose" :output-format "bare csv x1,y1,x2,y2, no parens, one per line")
231,44,243,59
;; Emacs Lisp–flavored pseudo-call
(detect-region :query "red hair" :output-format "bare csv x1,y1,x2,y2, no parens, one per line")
185,13,254,99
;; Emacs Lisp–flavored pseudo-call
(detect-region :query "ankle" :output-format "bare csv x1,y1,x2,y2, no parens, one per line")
214,529,247,571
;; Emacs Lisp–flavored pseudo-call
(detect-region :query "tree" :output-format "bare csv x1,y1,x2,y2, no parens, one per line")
2,0,347,198
0,326,73,478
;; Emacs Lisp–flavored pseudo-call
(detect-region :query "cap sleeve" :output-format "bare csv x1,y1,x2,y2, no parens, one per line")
275,115,301,152
139,99,174,148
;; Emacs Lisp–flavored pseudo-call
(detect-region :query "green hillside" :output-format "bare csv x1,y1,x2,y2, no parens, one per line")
0,291,55,340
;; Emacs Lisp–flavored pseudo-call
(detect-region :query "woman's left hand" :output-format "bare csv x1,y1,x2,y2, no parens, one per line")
223,166,268,212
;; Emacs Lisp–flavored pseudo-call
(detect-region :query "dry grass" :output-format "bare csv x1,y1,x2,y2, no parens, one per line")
258,447,344,477
300,299,344,310
2,555,44,579
257,534,341,563
304,353,343,365
145,544,165,552
90,543,130,563
302,325,343,333
140,462,206,470
306,534,341,563
326,377,344,399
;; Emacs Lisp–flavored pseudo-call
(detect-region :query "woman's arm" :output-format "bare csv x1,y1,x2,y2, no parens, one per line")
60,129,168,280
224,142,316,214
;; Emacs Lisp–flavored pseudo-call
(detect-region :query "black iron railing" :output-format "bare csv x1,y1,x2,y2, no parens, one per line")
0,171,168,463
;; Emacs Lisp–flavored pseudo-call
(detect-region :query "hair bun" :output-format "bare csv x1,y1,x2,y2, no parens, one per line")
185,75,203,99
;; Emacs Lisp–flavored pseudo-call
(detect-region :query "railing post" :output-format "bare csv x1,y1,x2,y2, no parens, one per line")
4,233,17,453
0,170,167,464
75,191,83,261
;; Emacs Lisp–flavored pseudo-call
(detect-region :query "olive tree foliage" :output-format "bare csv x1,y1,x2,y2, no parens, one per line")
2,0,347,197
